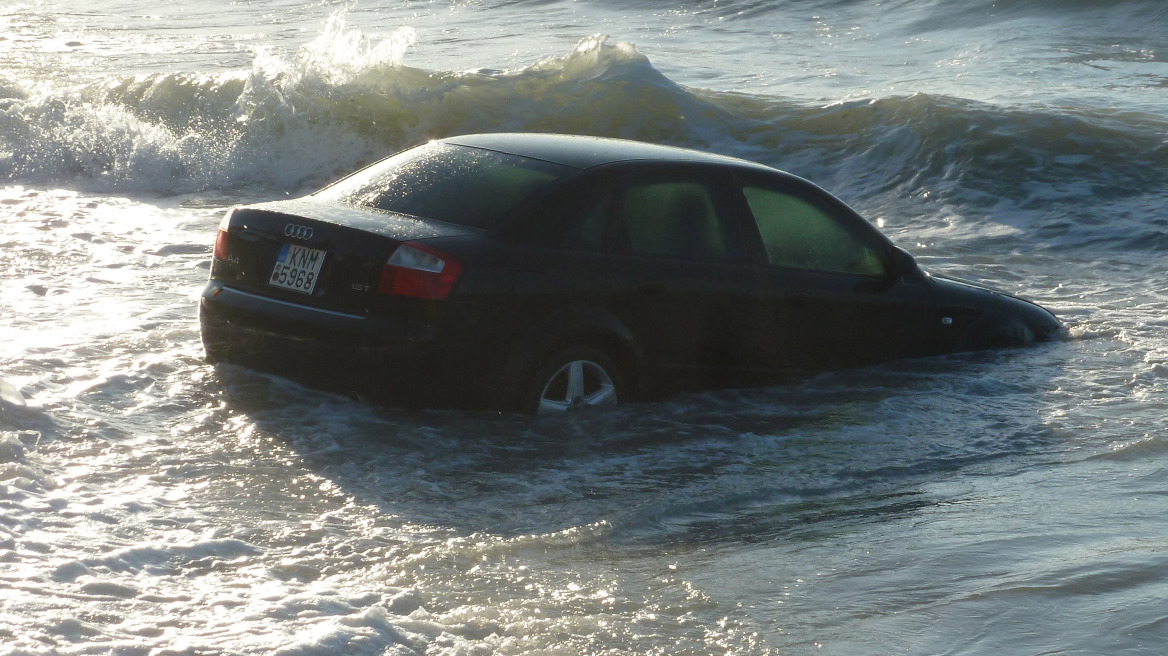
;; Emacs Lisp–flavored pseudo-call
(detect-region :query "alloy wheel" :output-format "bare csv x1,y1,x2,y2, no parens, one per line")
536,359,617,414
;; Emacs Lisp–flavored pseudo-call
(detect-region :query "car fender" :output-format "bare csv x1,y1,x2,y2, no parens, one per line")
930,274,1060,351
495,305,645,408
956,312,1036,350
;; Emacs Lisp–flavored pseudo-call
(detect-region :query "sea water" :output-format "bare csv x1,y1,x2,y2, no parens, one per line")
2,1,1167,654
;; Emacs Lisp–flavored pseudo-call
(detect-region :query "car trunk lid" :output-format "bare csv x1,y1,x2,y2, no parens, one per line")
210,198,477,315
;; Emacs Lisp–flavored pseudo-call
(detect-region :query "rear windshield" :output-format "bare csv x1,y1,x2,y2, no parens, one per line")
316,142,574,229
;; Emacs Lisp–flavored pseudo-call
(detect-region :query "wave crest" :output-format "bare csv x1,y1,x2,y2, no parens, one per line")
0,14,692,192
1,7,1165,244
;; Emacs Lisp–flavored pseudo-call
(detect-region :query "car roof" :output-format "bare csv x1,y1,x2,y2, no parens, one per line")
441,133,777,172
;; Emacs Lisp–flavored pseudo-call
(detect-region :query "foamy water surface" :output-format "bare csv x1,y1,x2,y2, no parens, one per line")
2,1,1168,654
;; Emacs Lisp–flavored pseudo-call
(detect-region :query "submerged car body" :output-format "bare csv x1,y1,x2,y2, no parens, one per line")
199,133,1061,412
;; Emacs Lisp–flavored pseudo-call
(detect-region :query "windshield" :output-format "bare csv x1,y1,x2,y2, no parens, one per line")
316,142,574,229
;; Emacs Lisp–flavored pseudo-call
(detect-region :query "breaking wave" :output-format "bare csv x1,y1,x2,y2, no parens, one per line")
1,10,1165,251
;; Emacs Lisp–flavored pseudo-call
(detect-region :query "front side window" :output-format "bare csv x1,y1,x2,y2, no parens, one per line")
614,181,735,261
743,185,885,276
316,143,573,229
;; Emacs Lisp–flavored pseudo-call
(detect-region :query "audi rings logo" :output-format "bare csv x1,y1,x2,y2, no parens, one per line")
283,223,314,240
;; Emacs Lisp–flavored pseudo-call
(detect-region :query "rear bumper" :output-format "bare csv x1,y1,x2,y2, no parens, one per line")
198,282,488,406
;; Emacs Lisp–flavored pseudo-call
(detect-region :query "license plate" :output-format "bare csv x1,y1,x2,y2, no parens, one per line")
269,243,326,295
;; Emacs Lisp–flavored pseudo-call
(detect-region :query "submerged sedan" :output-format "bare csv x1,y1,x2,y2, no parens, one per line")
200,133,1060,413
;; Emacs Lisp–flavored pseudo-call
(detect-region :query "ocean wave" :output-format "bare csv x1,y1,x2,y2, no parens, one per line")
0,17,696,193
1,9,1165,241
756,93,1168,205
896,0,1168,30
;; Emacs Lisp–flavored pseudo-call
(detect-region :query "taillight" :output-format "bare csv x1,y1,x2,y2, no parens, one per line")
212,211,231,260
378,242,464,300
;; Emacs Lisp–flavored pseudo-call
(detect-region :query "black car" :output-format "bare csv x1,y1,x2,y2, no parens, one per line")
199,133,1060,413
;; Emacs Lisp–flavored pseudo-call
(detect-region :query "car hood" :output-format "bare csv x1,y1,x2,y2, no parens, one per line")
929,272,1018,298
246,197,481,241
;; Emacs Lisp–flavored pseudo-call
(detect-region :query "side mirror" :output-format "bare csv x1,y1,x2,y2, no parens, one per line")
888,247,923,280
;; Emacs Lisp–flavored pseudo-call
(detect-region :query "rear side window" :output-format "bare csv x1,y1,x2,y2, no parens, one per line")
743,185,885,276
614,181,736,261
316,143,573,229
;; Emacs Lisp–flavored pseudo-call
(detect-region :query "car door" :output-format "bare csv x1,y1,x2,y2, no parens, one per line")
596,166,775,388
732,173,939,372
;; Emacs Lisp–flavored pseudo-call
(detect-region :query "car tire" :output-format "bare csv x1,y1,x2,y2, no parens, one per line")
520,346,624,415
